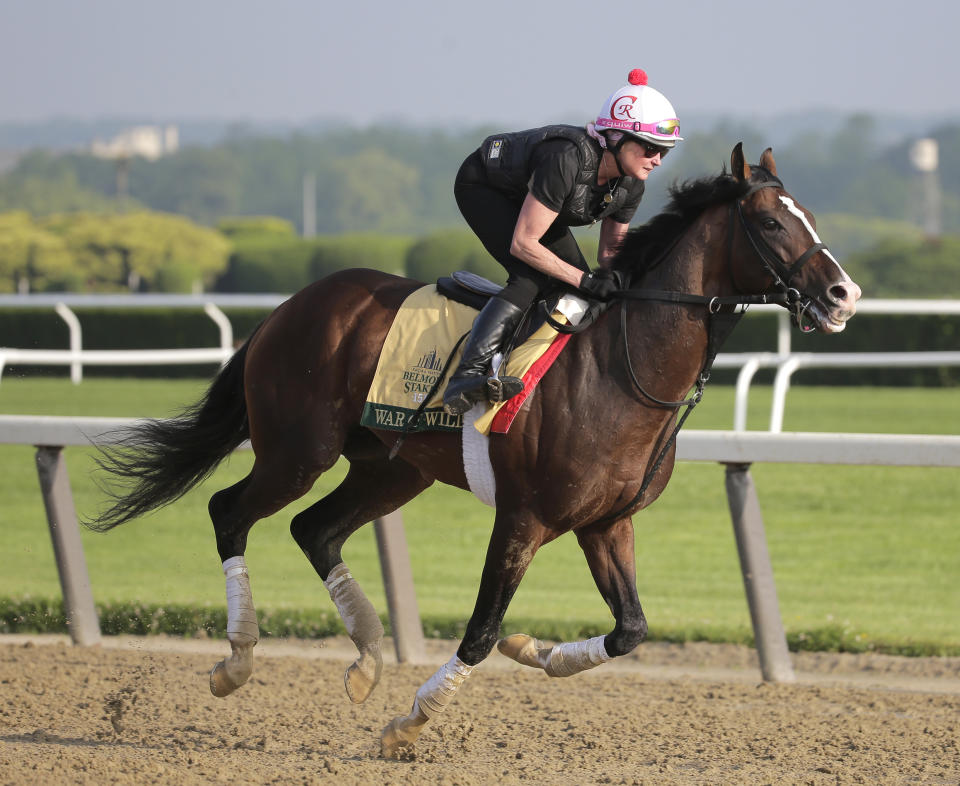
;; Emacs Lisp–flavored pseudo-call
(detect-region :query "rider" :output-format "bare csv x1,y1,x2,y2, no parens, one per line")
443,68,684,416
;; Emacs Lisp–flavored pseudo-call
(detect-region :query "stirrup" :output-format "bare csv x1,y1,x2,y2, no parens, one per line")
485,376,524,403
442,376,486,416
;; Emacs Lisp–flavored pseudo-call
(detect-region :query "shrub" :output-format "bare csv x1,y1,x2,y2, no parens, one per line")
404,230,487,283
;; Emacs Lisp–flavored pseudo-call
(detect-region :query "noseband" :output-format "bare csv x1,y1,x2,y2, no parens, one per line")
733,179,828,333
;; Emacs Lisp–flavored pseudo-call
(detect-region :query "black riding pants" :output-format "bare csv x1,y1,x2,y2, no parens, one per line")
454,151,589,311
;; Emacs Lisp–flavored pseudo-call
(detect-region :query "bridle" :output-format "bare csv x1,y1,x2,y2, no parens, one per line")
587,176,833,523
733,178,827,334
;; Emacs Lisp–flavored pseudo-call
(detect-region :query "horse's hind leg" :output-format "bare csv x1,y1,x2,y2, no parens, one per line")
290,445,433,704
208,457,325,698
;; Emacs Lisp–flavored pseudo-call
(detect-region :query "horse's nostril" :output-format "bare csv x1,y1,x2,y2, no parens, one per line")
829,284,851,305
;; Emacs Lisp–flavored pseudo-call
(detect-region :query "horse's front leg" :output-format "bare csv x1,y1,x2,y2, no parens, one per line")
381,513,545,758
498,517,646,676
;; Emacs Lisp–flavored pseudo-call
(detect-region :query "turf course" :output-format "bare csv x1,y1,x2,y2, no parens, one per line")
1,377,957,655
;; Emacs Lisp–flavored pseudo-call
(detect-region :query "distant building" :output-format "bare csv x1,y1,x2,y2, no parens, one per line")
90,125,179,160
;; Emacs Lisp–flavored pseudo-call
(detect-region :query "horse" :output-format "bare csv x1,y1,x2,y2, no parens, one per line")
89,144,861,757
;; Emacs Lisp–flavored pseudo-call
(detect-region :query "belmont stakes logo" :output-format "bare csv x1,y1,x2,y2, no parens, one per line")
403,347,444,405
361,345,463,433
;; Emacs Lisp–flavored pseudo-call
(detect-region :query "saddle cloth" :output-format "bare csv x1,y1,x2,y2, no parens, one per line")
360,284,586,436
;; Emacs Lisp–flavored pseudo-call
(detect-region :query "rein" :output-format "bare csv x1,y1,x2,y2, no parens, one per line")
595,178,830,524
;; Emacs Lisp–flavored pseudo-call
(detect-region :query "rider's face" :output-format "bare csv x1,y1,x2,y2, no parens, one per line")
618,139,666,181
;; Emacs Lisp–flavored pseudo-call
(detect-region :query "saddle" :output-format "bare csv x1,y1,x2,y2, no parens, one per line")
435,270,603,346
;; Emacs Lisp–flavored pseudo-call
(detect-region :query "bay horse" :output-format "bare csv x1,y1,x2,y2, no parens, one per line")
90,145,860,757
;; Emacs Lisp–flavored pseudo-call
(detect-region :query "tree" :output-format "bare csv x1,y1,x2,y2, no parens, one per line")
844,235,960,297
39,212,231,292
0,212,73,292
319,149,421,233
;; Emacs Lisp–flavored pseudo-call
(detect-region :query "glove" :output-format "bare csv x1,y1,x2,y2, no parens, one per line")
578,269,621,301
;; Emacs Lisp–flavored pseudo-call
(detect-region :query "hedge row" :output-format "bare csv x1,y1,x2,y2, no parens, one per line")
2,597,954,656
216,233,415,292
1,308,956,385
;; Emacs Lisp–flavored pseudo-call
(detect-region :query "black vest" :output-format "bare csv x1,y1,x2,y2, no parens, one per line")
476,124,642,226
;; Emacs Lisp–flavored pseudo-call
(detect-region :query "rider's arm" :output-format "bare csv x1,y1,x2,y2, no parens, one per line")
510,193,586,288
597,217,630,268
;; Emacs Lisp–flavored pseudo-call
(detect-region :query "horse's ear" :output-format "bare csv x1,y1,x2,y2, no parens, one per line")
731,143,751,181
759,147,777,176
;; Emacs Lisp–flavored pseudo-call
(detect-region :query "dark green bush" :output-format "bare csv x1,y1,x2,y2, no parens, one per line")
217,216,297,239
310,233,413,280
843,235,960,298
404,230,486,283
216,236,320,293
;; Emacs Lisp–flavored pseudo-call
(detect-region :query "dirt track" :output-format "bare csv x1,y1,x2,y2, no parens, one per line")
1,635,959,785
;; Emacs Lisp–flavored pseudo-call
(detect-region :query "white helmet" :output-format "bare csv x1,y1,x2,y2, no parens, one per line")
596,69,683,149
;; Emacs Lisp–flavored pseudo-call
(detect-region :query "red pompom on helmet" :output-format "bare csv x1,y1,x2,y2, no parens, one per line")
596,69,683,147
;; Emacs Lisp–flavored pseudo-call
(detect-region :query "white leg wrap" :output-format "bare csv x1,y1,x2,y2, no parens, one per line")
324,563,384,648
413,655,476,719
542,635,611,677
223,556,258,645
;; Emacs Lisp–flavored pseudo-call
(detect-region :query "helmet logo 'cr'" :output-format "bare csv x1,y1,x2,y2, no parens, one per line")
611,95,637,120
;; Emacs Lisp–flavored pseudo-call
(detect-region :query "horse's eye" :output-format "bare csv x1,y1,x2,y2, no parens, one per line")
762,218,781,231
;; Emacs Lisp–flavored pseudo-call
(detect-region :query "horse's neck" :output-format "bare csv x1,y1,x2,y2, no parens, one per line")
639,205,731,297
613,208,731,395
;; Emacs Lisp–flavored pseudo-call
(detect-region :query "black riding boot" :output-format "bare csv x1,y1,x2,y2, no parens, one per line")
443,296,526,416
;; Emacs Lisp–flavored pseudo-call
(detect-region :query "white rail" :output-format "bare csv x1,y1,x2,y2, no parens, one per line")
2,415,958,466
718,351,960,432
1,296,958,430
0,295,288,384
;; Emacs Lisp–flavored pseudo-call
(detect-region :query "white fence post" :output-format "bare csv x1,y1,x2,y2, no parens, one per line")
54,303,83,384
203,302,234,362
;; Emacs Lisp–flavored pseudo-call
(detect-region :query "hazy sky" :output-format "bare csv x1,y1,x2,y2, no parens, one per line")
2,0,958,128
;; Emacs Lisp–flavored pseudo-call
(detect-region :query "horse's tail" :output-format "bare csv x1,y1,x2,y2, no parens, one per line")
86,335,254,532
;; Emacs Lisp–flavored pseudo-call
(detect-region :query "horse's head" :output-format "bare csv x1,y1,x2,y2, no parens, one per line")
729,143,861,332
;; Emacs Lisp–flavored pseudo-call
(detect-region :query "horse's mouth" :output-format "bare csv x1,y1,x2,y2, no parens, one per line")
805,298,854,333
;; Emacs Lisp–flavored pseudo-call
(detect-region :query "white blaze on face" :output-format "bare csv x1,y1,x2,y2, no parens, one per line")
778,196,849,279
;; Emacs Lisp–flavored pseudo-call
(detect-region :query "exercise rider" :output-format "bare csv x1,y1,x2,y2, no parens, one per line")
442,68,684,416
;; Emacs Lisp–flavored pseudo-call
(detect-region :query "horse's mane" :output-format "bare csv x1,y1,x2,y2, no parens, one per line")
609,167,773,277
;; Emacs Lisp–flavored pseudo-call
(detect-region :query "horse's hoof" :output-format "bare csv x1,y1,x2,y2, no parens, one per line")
344,650,382,704
209,661,239,698
380,716,419,759
497,634,544,669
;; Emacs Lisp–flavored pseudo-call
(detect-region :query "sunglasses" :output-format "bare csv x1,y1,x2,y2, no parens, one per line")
639,141,670,159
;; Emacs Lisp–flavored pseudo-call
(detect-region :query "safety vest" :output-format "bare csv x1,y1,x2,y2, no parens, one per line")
477,124,643,226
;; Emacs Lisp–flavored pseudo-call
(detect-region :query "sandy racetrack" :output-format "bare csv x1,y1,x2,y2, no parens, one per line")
1,635,958,785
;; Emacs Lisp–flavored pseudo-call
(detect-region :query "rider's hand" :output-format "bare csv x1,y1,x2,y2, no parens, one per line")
578,269,621,301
